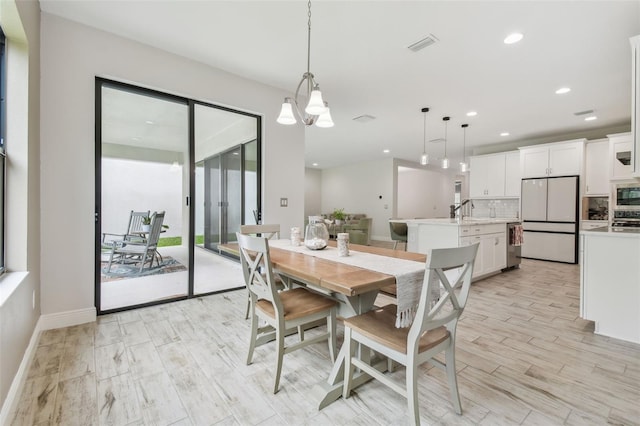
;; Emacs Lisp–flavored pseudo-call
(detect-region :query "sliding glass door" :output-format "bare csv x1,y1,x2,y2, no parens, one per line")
193,103,260,295
96,79,261,313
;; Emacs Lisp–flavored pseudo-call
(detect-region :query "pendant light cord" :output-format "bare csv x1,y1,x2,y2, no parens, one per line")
423,111,427,152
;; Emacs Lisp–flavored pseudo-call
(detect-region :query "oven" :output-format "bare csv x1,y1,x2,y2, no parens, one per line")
615,183,640,210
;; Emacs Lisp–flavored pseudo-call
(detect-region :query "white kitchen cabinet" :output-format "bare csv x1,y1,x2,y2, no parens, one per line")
504,151,521,197
470,154,505,197
585,139,609,195
520,140,585,178
609,132,634,181
469,151,519,198
407,220,507,279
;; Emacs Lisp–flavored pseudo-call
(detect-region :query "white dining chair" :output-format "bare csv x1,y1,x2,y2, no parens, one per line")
342,243,479,425
237,232,337,394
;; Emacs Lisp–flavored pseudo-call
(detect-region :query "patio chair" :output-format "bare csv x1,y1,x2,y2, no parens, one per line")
101,210,150,248
105,211,165,274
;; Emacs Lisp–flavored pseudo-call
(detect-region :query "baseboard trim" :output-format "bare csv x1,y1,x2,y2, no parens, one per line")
39,307,97,331
0,317,40,425
0,307,97,423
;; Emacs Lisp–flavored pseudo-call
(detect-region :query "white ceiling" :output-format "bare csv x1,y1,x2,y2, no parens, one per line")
41,0,640,169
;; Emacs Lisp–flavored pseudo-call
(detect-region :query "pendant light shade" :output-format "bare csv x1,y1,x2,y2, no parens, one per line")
315,102,334,128
460,123,469,172
277,98,297,125
276,1,333,127
441,116,450,169
419,107,430,165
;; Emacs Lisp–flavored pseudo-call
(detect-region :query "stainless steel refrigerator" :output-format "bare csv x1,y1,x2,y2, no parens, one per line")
521,176,579,263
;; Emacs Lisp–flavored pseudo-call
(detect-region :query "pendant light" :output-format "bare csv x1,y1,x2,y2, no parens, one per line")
441,116,450,169
460,124,469,172
276,1,334,128
419,107,429,165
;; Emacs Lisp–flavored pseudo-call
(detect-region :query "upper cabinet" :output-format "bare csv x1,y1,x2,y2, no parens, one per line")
469,151,520,198
631,36,640,177
519,139,585,178
585,139,609,195
609,132,633,181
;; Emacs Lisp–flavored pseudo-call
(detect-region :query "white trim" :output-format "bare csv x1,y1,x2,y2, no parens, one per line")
0,271,29,307
38,307,97,331
0,316,40,425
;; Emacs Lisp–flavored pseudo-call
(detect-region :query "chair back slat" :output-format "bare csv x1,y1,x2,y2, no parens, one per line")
145,211,165,249
408,243,479,347
240,224,280,240
236,232,282,310
128,210,150,235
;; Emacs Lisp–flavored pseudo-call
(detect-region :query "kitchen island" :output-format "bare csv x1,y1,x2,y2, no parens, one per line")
580,227,640,344
404,218,518,279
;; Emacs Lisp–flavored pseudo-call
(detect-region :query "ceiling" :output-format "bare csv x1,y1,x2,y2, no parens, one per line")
40,0,640,170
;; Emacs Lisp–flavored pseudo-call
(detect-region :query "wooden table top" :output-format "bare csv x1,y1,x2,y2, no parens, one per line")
219,241,426,297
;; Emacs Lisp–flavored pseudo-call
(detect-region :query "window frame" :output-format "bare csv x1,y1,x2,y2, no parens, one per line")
0,26,7,275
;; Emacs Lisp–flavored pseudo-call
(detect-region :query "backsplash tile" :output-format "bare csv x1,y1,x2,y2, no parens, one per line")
471,198,520,219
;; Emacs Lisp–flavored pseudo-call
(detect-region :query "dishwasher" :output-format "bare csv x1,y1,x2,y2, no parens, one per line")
504,222,522,270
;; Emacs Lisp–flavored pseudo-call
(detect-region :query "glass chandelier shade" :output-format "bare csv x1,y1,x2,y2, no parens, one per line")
419,107,429,165
277,1,333,128
441,116,450,169
460,123,469,172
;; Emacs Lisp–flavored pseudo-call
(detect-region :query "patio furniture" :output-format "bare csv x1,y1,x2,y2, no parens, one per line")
105,211,165,274
101,210,150,248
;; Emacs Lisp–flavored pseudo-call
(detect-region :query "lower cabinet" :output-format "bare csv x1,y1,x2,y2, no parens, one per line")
460,232,506,277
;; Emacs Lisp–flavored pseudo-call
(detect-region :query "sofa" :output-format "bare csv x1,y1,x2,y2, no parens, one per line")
321,213,372,245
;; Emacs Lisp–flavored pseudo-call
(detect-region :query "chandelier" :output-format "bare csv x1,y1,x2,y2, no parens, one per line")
276,1,334,128
460,124,469,172
441,116,450,169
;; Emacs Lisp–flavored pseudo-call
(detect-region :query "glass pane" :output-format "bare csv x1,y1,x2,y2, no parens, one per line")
193,103,258,295
99,83,189,311
244,140,258,225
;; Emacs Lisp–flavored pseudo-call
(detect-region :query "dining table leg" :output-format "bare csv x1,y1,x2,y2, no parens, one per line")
313,290,388,409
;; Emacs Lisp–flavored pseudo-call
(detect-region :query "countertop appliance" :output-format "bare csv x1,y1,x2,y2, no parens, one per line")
612,209,640,228
521,176,579,263
615,183,640,210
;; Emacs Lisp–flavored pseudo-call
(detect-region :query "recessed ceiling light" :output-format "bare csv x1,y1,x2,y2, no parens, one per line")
145,120,155,125
466,111,477,117
383,149,390,154
504,33,524,44
584,116,597,121
500,132,510,137
555,87,571,94
312,163,318,166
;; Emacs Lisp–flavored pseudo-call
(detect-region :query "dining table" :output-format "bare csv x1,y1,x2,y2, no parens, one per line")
220,238,427,409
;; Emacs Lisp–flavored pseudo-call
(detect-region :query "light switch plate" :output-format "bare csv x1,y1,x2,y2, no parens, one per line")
280,198,288,207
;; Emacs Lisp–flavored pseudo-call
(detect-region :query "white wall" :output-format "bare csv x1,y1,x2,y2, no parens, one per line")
0,0,40,415
39,13,305,317
321,158,394,240
304,168,322,220
397,167,456,219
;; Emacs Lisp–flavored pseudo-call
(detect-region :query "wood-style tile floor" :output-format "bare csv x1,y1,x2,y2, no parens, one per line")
9,258,640,425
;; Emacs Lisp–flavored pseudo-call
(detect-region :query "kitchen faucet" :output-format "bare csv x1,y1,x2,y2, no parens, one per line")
450,199,474,219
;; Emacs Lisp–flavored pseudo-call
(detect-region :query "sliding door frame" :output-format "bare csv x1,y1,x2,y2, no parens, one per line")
95,78,262,314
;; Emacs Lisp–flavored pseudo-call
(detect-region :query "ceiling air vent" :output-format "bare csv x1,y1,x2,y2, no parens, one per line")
408,34,439,52
352,114,376,123
573,109,594,116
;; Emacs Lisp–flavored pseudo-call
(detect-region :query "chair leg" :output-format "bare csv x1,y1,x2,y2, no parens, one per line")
393,240,398,250
445,346,462,415
342,327,355,399
328,308,336,362
273,327,284,394
246,310,259,365
406,361,420,426
244,291,251,320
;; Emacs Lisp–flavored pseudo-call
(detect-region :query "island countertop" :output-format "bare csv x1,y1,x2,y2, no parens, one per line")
396,217,520,226
580,226,640,238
